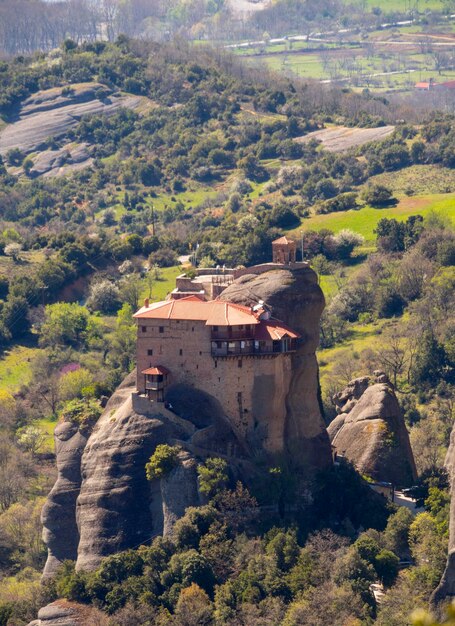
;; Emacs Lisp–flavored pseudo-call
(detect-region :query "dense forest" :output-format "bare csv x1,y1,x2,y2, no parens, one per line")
0,32,453,626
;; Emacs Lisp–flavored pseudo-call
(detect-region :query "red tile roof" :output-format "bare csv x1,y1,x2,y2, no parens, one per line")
134,296,260,326
142,366,170,375
254,319,300,341
415,81,433,89
272,236,295,245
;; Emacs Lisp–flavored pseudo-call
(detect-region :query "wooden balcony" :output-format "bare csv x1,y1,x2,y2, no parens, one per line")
211,329,255,341
211,340,297,357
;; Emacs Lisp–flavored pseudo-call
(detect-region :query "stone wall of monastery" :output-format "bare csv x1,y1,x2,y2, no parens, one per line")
136,319,292,453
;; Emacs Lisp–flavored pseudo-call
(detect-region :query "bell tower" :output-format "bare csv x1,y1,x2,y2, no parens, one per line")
272,236,297,264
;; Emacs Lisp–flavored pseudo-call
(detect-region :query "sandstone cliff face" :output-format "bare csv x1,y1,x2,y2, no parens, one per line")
328,374,417,487
220,265,331,469
41,421,89,579
431,426,455,606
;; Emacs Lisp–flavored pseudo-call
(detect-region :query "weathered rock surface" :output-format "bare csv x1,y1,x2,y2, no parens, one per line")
27,600,104,626
431,424,455,606
75,374,191,572
0,83,143,156
220,265,332,469
31,143,93,178
328,374,417,487
42,371,247,575
41,420,89,579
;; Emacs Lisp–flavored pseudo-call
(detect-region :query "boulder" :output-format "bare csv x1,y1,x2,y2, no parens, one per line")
329,378,417,487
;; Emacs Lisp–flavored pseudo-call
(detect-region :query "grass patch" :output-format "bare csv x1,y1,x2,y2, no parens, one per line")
289,192,455,242
147,187,219,212
141,265,183,303
35,417,56,452
0,345,41,393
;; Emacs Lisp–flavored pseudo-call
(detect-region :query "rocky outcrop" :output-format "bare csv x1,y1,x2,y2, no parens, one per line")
220,265,332,469
42,264,332,575
27,601,105,626
0,83,143,156
328,373,417,487
75,375,194,572
30,143,93,178
41,421,89,579
41,370,247,575
431,425,455,607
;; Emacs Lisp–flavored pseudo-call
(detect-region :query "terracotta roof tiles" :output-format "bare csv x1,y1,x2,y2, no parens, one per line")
134,296,260,326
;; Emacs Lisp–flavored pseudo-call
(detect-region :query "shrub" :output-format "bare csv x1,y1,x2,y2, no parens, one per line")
145,444,180,481
60,398,102,432
361,184,395,207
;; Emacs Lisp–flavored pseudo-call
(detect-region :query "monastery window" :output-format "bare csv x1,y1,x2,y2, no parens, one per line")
147,349,153,356
179,349,183,356
213,325,218,332
238,360,242,368
214,361,217,368
192,327,194,332
159,326,164,333
141,326,146,333
199,351,202,355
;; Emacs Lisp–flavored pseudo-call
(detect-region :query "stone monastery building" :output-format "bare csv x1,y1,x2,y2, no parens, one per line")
133,237,302,449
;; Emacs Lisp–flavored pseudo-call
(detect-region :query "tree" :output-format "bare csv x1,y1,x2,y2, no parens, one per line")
109,304,136,372
60,398,102,432
39,303,90,348
412,602,455,625
86,280,121,314
119,273,142,312
375,549,399,587
2,295,30,339
0,497,46,569
383,507,414,557
59,367,95,401
4,243,22,262
331,229,364,260
411,331,447,387
174,583,214,626
16,426,47,455
238,154,269,183
0,440,34,512
198,458,229,500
